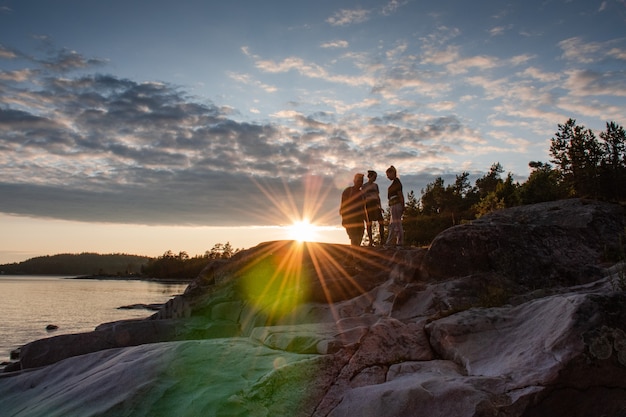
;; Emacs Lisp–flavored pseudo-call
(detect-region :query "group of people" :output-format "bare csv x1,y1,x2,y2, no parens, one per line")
339,166,404,247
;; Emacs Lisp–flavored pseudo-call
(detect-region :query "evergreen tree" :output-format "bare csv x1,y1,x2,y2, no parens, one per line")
519,161,566,204
599,121,626,200
475,163,504,198
402,190,421,246
549,119,602,198
420,177,447,214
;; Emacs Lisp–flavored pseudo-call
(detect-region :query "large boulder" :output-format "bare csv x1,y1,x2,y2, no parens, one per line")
422,199,625,287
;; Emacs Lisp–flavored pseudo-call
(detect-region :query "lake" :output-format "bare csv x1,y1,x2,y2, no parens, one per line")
0,275,190,363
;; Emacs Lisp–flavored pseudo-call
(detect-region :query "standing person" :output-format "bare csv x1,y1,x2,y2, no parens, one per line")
340,173,366,246
385,165,404,247
362,170,384,246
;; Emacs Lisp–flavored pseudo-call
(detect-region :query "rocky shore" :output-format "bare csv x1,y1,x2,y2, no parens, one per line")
1,199,625,416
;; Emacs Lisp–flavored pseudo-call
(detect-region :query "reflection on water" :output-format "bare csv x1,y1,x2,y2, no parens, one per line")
0,276,189,362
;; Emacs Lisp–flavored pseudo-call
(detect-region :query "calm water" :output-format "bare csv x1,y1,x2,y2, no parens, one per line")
0,275,189,363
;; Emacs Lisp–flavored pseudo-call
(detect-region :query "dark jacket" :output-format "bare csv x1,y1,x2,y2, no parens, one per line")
340,186,365,227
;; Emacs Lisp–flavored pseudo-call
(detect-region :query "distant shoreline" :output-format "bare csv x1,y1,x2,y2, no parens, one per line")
71,275,193,284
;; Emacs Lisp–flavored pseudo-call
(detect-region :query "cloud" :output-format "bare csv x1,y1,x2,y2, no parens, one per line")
326,8,371,26
447,55,500,74
0,44,18,59
517,66,562,83
421,44,460,65
227,71,277,93
320,40,349,49
428,101,456,112
2,11,624,230
559,37,626,64
0,68,37,82
1,45,472,226
563,69,626,97
608,47,626,61
489,25,512,36
386,42,408,60
253,55,375,87
554,101,601,121
38,48,107,72
381,0,408,16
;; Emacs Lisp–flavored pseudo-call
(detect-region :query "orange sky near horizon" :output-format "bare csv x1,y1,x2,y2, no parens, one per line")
0,213,348,264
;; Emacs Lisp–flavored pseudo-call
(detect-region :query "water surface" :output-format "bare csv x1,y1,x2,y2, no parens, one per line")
0,275,189,362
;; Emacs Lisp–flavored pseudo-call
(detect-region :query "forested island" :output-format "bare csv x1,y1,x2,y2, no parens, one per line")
0,243,238,280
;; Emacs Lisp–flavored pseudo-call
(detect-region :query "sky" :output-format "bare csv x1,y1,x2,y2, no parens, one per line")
1,0,625,263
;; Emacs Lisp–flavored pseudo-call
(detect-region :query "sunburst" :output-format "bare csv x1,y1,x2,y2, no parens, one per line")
236,172,388,327
286,219,319,242
247,174,340,244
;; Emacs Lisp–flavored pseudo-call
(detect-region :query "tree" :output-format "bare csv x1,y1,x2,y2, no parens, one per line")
475,163,504,198
404,190,420,217
207,242,237,259
599,121,626,200
499,173,521,208
222,242,235,258
411,176,471,246
402,190,421,246
473,193,505,218
549,119,602,198
451,171,475,199
519,161,566,204
449,171,478,220
420,177,447,214
472,166,520,218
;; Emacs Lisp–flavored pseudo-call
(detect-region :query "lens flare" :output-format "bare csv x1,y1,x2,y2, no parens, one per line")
286,220,319,242
240,242,310,320
246,174,340,244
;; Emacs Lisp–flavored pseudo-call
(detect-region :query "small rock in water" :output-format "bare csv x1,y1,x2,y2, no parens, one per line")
117,303,163,311
46,324,59,331
10,348,20,360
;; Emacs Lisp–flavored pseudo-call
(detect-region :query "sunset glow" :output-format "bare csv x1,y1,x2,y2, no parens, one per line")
1,0,624,263
286,220,319,242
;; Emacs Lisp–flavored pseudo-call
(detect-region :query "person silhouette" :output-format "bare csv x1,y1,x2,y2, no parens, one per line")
362,170,384,246
340,173,366,246
385,166,404,247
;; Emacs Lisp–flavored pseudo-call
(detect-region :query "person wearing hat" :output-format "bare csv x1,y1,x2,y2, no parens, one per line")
362,170,384,246
340,173,366,246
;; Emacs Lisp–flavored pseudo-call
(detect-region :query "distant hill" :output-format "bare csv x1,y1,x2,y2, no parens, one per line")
0,253,152,276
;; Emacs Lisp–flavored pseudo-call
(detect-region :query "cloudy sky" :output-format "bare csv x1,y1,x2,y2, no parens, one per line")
1,0,625,263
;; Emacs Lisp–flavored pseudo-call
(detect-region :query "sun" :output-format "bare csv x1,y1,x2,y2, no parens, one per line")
286,220,319,242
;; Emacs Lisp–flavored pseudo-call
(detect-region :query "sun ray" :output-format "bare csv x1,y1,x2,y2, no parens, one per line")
286,219,318,242
247,173,340,239
236,172,399,334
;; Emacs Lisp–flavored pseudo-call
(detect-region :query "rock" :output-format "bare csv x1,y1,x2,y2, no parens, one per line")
2,200,626,416
326,360,509,417
117,303,162,311
422,199,625,287
0,339,335,417
9,348,20,360
45,324,59,331
19,319,178,369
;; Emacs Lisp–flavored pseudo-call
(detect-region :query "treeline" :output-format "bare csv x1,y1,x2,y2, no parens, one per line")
0,253,151,276
401,119,626,246
140,243,239,279
0,243,240,279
